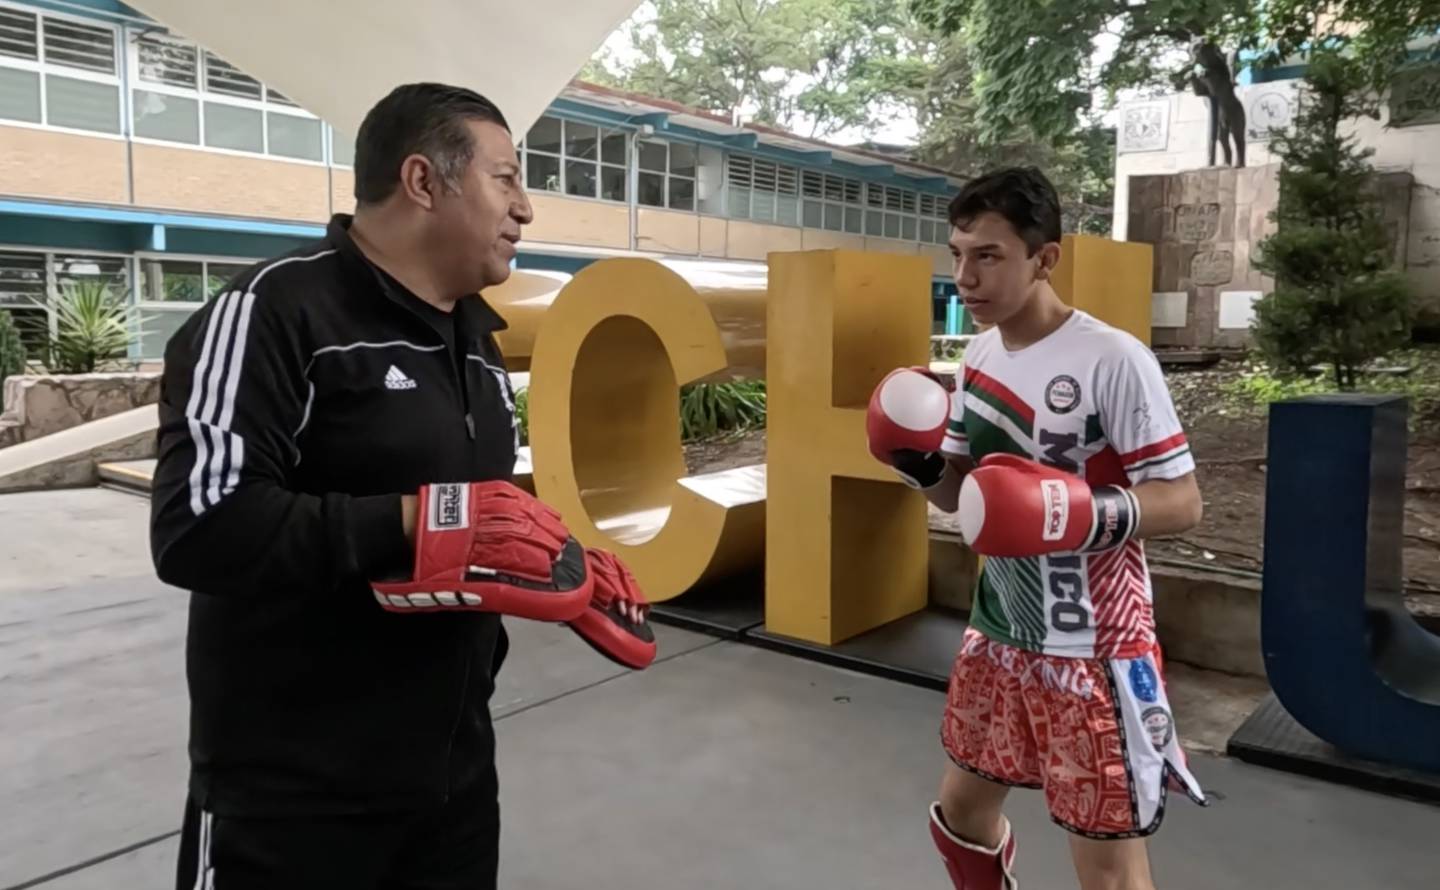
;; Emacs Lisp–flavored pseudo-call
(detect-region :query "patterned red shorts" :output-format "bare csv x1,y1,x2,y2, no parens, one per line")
941,627,1207,839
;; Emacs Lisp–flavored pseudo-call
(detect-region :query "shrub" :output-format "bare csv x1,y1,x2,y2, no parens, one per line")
1250,50,1412,390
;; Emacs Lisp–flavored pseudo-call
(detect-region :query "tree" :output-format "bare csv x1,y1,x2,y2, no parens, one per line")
909,0,1440,148
911,0,1257,145
583,0,916,138
1250,51,1412,390
588,3,1118,233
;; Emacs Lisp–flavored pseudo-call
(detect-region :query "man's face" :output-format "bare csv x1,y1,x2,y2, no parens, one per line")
431,119,533,292
948,211,1054,327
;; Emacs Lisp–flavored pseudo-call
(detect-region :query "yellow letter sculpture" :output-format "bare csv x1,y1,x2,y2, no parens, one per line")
524,258,767,602
765,250,935,645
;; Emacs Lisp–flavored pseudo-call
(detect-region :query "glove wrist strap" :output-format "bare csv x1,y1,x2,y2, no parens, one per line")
1083,486,1141,552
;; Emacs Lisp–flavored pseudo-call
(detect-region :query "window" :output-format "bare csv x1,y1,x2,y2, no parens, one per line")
521,115,627,203
920,193,951,245
128,32,323,162
726,155,800,224
330,127,354,166
632,139,696,211
0,249,48,357
135,256,254,358
0,6,120,134
0,249,130,357
800,171,864,234
137,257,251,304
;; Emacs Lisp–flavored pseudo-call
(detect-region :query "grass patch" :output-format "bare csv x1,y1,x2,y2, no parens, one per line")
1220,345,1440,429
512,380,767,446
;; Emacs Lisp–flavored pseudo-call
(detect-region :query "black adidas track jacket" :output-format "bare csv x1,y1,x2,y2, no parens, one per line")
150,214,520,816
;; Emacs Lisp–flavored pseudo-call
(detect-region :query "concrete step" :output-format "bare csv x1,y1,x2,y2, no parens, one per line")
97,458,156,496
0,405,156,494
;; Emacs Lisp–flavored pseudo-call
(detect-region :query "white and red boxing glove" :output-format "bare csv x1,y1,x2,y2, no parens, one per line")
957,453,1141,557
866,366,953,490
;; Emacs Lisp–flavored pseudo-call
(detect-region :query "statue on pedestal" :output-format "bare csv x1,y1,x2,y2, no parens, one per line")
1187,41,1247,168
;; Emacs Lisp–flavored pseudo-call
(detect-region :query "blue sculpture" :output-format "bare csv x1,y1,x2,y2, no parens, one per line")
1261,394,1440,772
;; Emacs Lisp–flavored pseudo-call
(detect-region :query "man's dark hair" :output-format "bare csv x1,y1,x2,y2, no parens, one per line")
353,83,510,204
947,166,1062,255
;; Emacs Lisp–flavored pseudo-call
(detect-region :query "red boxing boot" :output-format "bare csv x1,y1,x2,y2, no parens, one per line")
928,802,1018,890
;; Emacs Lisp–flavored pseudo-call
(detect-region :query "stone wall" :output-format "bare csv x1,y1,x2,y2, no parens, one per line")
1114,83,1440,336
1128,165,1416,349
0,373,162,449
1128,165,1279,349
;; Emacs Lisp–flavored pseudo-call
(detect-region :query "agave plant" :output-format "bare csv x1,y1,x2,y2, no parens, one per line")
42,278,145,374
679,380,767,442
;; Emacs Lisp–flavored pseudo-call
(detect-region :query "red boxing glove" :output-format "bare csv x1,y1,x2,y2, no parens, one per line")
866,366,953,489
372,481,592,621
957,453,1141,557
569,549,657,670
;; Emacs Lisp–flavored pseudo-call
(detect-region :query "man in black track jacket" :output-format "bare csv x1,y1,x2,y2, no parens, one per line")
150,83,541,890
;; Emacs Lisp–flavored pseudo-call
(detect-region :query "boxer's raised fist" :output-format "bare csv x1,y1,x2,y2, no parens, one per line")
866,366,953,490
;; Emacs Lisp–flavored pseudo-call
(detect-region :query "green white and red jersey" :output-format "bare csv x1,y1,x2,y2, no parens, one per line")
941,310,1194,659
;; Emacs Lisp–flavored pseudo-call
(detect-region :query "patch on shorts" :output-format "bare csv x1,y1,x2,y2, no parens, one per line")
1142,706,1174,750
1128,658,1159,703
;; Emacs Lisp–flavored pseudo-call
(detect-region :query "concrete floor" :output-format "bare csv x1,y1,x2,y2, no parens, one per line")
2,488,1439,889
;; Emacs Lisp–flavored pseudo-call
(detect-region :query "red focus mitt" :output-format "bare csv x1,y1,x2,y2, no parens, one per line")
371,481,592,621
569,549,657,670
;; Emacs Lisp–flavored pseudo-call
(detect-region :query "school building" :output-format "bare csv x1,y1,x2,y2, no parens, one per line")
0,0,968,364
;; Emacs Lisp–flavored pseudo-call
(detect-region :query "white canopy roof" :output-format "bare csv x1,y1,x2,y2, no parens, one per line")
125,0,643,141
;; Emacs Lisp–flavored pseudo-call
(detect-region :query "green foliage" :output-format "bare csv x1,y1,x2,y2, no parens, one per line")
912,0,1256,145
0,308,26,383
1222,347,1440,428
585,0,913,138
514,387,530,446
511,381,766,446
590,2,1116,233
36,278,142,375
1258,0,1440,93
680,380,767,441
930,337,965,363
911,0,1440,148
1250,51,1412,390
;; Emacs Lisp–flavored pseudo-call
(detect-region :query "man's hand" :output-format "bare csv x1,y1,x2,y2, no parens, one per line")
569,549,656,670
373,481,592,621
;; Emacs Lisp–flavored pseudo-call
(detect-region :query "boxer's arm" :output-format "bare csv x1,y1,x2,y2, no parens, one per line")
921,454,973,513
1130,472,1203,538
150,292,410,596
1101,337,1203,540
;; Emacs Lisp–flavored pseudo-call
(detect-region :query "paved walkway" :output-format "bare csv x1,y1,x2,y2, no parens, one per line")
2,489,1438,889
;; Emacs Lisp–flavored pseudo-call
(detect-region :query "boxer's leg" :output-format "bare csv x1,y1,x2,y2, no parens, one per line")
930,766,1017,889
1028,645,1206,890
1067,835,1154,890
937,763,1010,848
932,628,1040,889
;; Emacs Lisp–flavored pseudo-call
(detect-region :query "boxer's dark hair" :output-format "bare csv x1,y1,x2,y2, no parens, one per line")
948,166,1062,255
353,83,510,204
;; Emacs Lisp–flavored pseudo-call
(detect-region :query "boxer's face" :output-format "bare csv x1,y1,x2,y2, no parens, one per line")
949,211,1057,327
432,119,533,293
